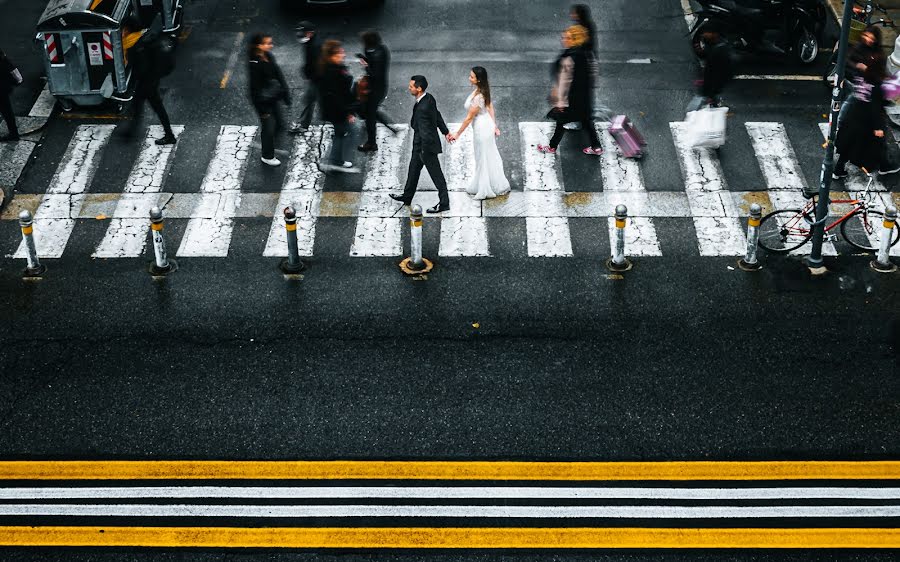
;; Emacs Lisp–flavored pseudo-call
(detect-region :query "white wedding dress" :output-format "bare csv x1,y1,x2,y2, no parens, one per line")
464,91,510,200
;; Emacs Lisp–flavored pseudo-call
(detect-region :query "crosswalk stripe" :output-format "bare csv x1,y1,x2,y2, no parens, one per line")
350,124,408,257
747,122,837,256
670,121,746,256
597,123,662,256
440,124,491,256
263,125,328,257
176,125,257,257
520,122,572,257
1,503,899,519
14,124,115,259
4,485,899,500
92,125,185,258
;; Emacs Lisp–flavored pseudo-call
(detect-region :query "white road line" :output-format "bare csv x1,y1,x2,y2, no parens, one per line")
13,124,115,259
4,486,899,500
520,122,572,257
0,138,37,199
817,122,887,193
440,123,490,257
746,122,836,256
92,125,184,258
670,121,746,256
263,125,329,257
350,124,409,257
177,125,257,257
2,504,899,519
734,75,822,81
28,85,56,118
597,122,662,256
680,0,697,31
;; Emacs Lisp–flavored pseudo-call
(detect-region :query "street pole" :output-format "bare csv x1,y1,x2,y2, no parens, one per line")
809,0,856,273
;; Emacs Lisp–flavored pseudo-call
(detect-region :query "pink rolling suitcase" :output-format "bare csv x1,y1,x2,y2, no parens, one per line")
608,115,646,159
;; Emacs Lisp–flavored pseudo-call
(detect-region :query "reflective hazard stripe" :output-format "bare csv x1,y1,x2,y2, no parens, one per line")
46,34,61,64
102,32,113,60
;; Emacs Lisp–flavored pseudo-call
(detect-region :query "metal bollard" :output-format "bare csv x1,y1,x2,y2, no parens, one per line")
149,206,177,276
738,203,763,271
18,210,46,277
871,206,898,273
606,204,632,272
280,206,306,274
399,204,433,275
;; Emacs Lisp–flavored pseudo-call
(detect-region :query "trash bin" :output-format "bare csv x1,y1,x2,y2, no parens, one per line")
36,0,184,110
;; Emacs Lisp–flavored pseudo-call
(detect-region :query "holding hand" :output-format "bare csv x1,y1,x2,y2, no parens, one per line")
494,126,501,137
875,129,885,138
446,132,456,143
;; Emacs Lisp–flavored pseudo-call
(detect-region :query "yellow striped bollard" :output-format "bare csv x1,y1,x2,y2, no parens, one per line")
18,210,46,277
280,206,306,274
399,204,433,275
871,206,898,273
739,203,763,271
606,204,632,272
149,206,177,276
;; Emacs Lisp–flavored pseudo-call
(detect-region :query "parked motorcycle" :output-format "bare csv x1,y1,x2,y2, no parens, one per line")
690,0,827,64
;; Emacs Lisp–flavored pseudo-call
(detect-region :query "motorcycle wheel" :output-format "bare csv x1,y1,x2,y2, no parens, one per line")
795,28,819,64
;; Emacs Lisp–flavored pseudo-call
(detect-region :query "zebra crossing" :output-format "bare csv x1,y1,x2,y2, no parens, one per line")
3,120,899,261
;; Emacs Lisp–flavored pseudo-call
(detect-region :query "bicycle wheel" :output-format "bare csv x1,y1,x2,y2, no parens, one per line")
840,209,900,251
757,209,813,253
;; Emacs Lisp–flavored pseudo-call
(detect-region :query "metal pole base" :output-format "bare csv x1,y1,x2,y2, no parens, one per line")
149,259,178,277
279,258,306,275
737,258,762,272
870,260,898,273
399,257,434,275
605,257,633,272
23,263,46,278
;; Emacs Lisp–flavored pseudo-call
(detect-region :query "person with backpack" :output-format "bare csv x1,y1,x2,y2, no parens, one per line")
289,21,321,134
120,17,177,145
0,47,23,142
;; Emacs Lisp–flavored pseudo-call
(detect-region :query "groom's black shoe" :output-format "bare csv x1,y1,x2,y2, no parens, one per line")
389,194,411,205
426,204,450,214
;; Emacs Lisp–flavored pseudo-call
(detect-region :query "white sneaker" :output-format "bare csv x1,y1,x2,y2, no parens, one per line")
261,157,281,167
336,161,360,174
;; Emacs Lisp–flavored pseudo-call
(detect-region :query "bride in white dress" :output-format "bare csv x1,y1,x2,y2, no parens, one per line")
452,67,510,200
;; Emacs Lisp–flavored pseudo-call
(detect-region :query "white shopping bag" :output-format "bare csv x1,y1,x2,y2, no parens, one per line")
685,106,728,148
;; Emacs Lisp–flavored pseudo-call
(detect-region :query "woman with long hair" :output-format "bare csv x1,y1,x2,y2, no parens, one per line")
248,33,291,166
317,39,358,173
452,66,510,200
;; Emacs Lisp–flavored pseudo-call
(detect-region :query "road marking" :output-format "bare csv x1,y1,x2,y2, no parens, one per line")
1,460,897,480
0,139,37,202
219,32,245,89
176,125,257,257
350,124,409,257
1,526,898,548
92,125,184,258
597,122,662,256
263,125,328,257
747,122,837,256
2,504,900,519
4,485,899,500
520,122,572,257
734,75,823,81
670,121,747,256
680,0,696,30
28,85,56,118
440,123,490,256
13,124,115,259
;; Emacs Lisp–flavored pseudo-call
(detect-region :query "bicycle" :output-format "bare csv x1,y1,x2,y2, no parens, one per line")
757,176,900,253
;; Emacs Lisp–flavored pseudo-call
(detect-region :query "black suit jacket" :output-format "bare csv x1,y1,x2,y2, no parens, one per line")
410,93,449,155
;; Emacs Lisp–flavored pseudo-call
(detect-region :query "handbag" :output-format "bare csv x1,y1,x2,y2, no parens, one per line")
685,106,728,149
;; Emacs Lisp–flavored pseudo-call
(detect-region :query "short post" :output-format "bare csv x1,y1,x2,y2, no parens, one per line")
280,206,306,274
149,206,177,276
739,203,763,271
18,210,46,277
606,204,632,272
399,204,433,275
871,206,898,273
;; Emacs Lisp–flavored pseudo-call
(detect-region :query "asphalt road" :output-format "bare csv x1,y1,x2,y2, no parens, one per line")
0,0,898,559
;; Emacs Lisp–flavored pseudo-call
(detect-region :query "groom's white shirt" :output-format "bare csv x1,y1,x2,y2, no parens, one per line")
415,93,425,104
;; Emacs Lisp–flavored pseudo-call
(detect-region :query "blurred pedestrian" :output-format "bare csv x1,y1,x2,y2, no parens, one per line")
537,25,602,156
248,33,291,166
357,30,396,152
697,28,733,107
0,47,23,142
570,4,597,56
289,21,321,133
120,17,177,145
838,26,883,127
833,49,900,178
318,40,359,173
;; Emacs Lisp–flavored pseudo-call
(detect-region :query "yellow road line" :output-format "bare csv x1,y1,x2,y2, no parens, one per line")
0,461,898,481
219,70,232,89
1,527,899,548
220,31,245,89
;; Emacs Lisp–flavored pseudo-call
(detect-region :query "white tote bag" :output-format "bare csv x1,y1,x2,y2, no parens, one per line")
685,106,728,149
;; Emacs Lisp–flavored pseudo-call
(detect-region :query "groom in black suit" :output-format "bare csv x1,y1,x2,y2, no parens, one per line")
390,75,454,213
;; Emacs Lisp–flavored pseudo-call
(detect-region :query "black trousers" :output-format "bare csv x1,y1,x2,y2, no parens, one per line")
298,81,317,128
258,104,284,160
402,150,449,209
363,89,392,145
549,117,600,150
131,82,173,137
0,90,17,136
